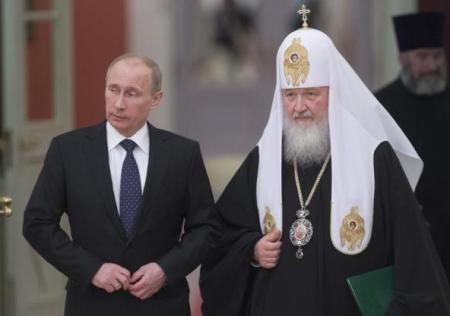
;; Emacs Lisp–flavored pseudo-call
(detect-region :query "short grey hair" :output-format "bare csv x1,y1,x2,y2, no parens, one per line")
106,53,162,92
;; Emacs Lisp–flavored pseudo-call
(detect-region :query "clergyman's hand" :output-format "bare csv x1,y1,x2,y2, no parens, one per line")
129,262,167,300
92,263,130,293
254,229,282,269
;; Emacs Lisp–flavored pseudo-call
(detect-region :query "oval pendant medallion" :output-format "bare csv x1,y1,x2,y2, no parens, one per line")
289,218,313,246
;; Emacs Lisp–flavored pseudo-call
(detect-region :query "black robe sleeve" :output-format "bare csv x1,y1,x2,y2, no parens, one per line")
200,147,262,316
376,142,450,315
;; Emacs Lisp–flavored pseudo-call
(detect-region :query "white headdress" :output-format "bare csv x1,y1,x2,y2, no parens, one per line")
256,27,422,254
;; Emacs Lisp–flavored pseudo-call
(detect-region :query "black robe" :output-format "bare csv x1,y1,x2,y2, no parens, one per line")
201,142,450,316
376,79,450,279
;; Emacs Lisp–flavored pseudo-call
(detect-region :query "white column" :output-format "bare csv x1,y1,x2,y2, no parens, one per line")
319,0,417,90
372,0,417,89
127,0,175,131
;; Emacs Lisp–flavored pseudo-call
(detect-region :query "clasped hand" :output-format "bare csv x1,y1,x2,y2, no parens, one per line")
92,262,167,300
253,229,282,269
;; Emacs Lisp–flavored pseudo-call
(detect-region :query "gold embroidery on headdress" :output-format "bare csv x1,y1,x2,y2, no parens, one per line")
263,207,276,234
283,38,309,87
339,206,365,251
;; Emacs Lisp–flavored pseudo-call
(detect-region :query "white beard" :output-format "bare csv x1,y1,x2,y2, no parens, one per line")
283,112,330,168
400,64,447,95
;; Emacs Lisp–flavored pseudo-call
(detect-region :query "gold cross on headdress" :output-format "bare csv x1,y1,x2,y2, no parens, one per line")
297,4,311,28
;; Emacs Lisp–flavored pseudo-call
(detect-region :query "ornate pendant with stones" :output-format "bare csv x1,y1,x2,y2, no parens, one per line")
289,209,313,259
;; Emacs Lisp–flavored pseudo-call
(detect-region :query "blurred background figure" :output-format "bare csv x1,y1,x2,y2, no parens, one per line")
191,0,258,84
375,12,450,281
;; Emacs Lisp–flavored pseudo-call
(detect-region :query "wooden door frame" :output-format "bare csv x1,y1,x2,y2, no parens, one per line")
0,0,4,313
1,0,73,315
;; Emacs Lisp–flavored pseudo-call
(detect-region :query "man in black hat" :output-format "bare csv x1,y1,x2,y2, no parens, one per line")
375,12,450,280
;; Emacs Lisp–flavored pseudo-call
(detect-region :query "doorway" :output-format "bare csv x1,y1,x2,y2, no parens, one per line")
1,0,73,315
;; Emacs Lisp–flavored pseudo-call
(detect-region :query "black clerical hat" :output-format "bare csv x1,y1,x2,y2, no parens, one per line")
393,12,445,52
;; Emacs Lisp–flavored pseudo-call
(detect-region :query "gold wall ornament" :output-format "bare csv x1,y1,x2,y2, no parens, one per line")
263,207,276,234
339,206,365,251
283,38,310,87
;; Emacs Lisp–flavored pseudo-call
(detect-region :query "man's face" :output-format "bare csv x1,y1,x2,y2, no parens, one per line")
282,87,329,127
105,59,162,137
400,48,447,81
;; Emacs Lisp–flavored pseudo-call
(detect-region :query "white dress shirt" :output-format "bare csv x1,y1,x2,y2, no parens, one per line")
106,122,149,214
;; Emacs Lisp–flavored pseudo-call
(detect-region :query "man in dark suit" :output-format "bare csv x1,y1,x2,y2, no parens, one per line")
23,54,217,316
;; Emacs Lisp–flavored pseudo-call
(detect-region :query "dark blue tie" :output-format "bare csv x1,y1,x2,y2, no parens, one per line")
120,139,142,237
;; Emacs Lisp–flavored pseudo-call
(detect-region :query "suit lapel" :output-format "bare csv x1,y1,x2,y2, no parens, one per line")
84,122,128,241
127,124,170,243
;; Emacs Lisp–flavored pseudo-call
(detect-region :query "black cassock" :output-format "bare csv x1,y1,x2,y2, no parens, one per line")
376,79,450,280
201,142,450,316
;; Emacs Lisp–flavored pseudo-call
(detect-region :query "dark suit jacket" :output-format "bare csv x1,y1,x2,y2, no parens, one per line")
23,122,217,316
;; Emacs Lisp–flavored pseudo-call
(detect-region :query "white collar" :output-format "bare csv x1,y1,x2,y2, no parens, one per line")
106,122,150,154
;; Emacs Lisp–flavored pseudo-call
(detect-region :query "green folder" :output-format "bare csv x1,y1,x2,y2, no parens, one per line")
346,266,395,316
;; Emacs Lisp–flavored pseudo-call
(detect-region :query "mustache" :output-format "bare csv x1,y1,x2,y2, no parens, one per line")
293,111,313,119
418,70,444,78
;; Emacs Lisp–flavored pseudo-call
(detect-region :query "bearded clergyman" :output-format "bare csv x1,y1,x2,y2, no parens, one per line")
375,12,450,281
200,6,450,316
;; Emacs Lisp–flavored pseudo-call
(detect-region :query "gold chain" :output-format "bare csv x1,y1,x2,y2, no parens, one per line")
294,153,331,211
